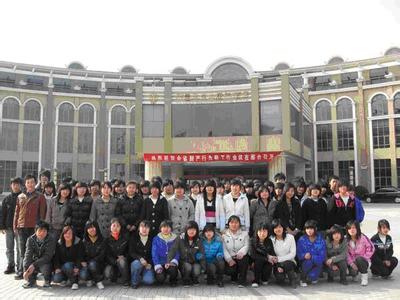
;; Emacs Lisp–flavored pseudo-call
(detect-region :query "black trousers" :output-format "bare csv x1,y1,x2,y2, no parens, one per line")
273,260,297,283
225,255,249,285
155,265,178,284
326,260,347,281
370,256,398,277
17,228,35,274
349,256,369,275
253,258,273,283
206,260,225,282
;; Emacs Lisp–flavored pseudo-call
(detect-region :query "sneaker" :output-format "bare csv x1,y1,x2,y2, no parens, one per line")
71,283,79,290
14,273,23,280
361,273,368,286
96,281,105,290
43,281,51,288
238,284,245,288
4,266,15,274
22,281,35,289
300,280,308,287
251,282,259,288
86,280,93,287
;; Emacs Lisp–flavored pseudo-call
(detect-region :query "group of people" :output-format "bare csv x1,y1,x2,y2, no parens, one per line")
0,170,397,291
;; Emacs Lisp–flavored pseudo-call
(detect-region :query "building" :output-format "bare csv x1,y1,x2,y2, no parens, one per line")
1,48,400,193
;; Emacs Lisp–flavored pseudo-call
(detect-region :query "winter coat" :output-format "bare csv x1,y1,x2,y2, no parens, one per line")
64,197,93,237
222,229,250,262
273,198,302,231
347,234,375,265
129,233,153,264
54,237,85,269
104,233,129,266
271,234,297,263
222,193,250,231
82,236,106,264
168,234,205,267
325,237,348,263
1,191,20,229
140,196,169,237
168,195,195,234
296,233,326,265
328,193,356,227
301,197,328,230
250,198,275,234
45,198,69,231
195,194,225,230
151,232,178,271
114,193,143,229
89,197,117,238
14,191,47,230
249,236,276,261
23,234,56,270
201,235,224,264
370,233,394,261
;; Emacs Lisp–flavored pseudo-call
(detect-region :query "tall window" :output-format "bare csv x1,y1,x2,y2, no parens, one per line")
371,94,388,116
318,161,334,181
0,98,19,151
290,105,300,140
57,103,75,153
23,100,41,153
110,106,127,154
77,104,95,154
0,160,17,193
316,124,332,151
337,123,354,150
143,104,164,137
22,161,39,179
374,159,391,189
372,119,390,148
316,100,331,121
260,100,282,135
394,93,400,147
338,160,355,184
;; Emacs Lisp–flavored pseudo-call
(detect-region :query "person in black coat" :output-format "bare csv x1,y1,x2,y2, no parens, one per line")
64,182,93,239
327,181,356,228
81,221,106,289
53,225,85,290
129,220,155,288
115,181,143,235
370,219,398,278
301,184,328,231
250,223,276,287
273,183,302,239
140,182,169,238
104,218,130,286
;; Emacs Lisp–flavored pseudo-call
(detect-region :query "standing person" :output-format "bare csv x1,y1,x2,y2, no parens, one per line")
273,183,302,239
273,182,285,201
346,220,375,286
168,221,205,287
325,175,340,198
244,181,256,203
216,181,225,197
201,224,224,287
129,220,155,289
250,186,275,236
22,221,55,289
103,218,130,286
53,225,85,290
296,220,326,287
43,182,56,208
13,174,47,280
273,173,286,184
328,181,356,228
0,177,22,275
112,180,126,200
89,180,101,202
152,220,179,286
139,180,151,199
90,181,118,238
270,219,298,288
295,181,307,200
222,178,250,232
45,183,71,240
250,223,276,287
189,181,201,208
115,180,143,236
370,219,398,278
141,181,169,238
325,225,348,285
222,215,250,288
195,179,225,231
65,182,93,239
81,221,106,290
35,170,51,193
222,179,231,195
301,184,328,231
161,179,175,201
168,180,195,235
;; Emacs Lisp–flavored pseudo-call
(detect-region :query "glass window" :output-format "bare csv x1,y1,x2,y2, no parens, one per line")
78,127,93,153
23,123,40,152
290,106,300,140
0,122,18,151
395,118,400,147
318,161,334,181
58,103,75,123
111,106,126,125
316,100,331,121
130,161,144,181
2,98,19,119
77,163,93,182
336,98,353,120
394,93,400,114
316,124,332,151
338,160,355,184
143,104,164,137
374,159,391,189
337,122,354,151
111,128,126,154
0,160,17,193
22,161,38,179
57,162,72,180
110,163,125,180
24,100,41,121
371,94,388,116
57,126,73,153
260,100,282,135
372,119,390,148
303,117,312,146
78,104,94,124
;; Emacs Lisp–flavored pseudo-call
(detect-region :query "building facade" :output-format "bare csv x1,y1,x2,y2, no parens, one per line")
1,49,400,193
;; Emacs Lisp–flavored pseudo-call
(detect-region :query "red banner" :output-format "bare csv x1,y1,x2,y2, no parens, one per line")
143,152,281,163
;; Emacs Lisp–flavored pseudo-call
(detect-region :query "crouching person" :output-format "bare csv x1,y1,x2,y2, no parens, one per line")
104,218,130,286
168,221,206,287
53,225,85,290
129,220,155,289
22,221,55,288
81,221,105,289
325,225,348,285
151,220,179,286
201,224,224,287
222,215,250,288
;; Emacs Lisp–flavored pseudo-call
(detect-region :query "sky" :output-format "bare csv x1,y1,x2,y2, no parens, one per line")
1,0,399,74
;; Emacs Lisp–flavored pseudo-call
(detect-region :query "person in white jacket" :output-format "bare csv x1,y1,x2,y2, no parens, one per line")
222,215,250,288
270,218,298,288
195,179,225,231
221,178,250,231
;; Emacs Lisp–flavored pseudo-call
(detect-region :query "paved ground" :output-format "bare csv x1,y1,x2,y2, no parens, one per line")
0,203,399,299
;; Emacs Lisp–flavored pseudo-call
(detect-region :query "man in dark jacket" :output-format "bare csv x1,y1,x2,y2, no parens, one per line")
327,181,356,227
22,221,55,288
64,195,93,239
115,181,143,235
0,177,22,274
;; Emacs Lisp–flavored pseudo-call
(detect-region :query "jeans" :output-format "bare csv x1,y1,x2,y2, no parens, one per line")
26,263,52,284
80,260,104,283
104,257,129,283
155,265,178,284
349,256,369,276
253,258,273,283
326,259,347,281
225,255,249,285
5,229,20,269
180,262,201,283
370,256,398,277
17,228,35,274
53,262,80,284
300,259,323,282
130,260,155,286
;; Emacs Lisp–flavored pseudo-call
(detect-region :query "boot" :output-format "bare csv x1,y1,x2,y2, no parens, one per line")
361,273,368,286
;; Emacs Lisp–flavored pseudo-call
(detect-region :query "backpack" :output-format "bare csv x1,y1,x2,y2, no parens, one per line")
354,197,365,223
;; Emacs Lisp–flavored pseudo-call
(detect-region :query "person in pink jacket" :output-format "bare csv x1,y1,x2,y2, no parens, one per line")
346,220,374,286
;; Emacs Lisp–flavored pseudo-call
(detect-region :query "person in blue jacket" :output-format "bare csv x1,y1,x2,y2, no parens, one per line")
297,219,326,287
201,224,224,287
151,220,179,286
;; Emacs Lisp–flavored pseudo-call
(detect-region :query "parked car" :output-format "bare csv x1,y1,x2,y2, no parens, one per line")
365,187,400,203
